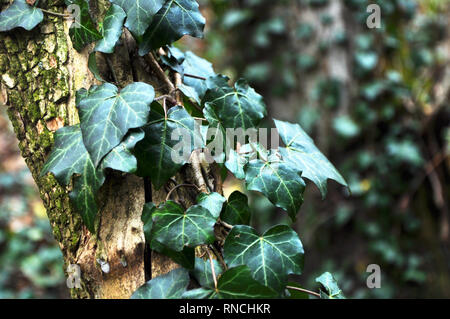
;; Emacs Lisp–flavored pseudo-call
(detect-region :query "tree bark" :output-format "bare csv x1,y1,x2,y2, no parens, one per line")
0,0,219,298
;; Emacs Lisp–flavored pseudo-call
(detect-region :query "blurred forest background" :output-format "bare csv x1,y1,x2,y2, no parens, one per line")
0,0,449,298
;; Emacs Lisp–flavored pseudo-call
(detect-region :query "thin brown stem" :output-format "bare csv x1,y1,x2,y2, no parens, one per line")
206,249,218,289
145,52,175,93
286,285,320,298
165,184,200,202
219,220,233,230
184,73,207,81
40,8,71,18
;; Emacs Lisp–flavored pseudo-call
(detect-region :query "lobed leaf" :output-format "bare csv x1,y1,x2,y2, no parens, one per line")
139,0,205,55
131,268,189,299
95,4,126,53
275,119,348,197
0,0,43,32
77,82,154,167
150,201,216,252
111,0,165,37
223,225,304,292
221,191,251,225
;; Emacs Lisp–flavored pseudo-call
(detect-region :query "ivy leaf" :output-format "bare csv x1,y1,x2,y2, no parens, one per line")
151,240,195,269
160,46,185,75
70,164,105,232
100,129,145,173
40,125,105,232
0,0,43,32
139,0,205,55
192,257,223,289
224,149,247,179
179,51,215,104
183,266,278,299
203,75,266,131
142,202,155,242
223,225,304,292
274,119,348,197
94,4,126,54
196,192,226,219
134,105,203,189
151,201,216,252
221,191,250,225
131,268,189,299
77,82,155,167
88,52,104,82
244,154,306,220
67,0,102,52
315,272,345,299
111,0,165,37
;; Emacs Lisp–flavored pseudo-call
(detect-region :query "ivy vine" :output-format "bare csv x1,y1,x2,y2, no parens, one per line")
0,0,349,299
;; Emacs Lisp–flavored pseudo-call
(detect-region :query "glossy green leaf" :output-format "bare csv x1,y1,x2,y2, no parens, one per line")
67,0,102,52
142,202,195,269
151,201,216,252
221,191,250,225
275,119,347,198
224,225,304,292
203,75,266,130
134,105,203,189
111,0,165,37
77,82,154,167
179,51,215,104
40,125,105,232
196,192,226,219
142,202,155,242
315,272,345,299
95,4,126,53
183,266,278,299
139,0,205,55
101,129,145,173
192,257,223,289
131,268,189,299
0,0,43,32
88,52,104,82
151,241,195,269
244,154,306,220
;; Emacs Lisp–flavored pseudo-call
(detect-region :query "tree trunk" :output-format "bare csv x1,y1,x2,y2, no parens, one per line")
0,0,217,298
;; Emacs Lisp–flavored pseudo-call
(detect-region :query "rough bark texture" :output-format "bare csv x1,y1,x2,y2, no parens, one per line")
0,0,220,298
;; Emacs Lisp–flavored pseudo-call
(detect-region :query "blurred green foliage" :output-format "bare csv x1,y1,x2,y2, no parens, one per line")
203,0,450,298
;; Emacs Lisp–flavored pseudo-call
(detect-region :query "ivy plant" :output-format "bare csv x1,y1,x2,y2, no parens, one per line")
0,0,348,299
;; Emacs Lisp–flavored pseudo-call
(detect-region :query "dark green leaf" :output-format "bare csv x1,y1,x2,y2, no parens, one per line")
192,257,223,289
131,268,189,299
0,0,43,32
142,202,155,242
134,105,203,189
139,0,205,55
221,191,250,225
223,225,304,292
111,0,165,37
95,4,126,53
151,240,195,269
77,82,154,167
40,125,105,232
315,272,345,299
68,0,102,52
151,201,216,252
101,130,145,173
196,192,226,219
88,52,104,82
244,154,305,220
275,119,347,197
179,51,215,104
203,75,266,130
183,266,278,299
